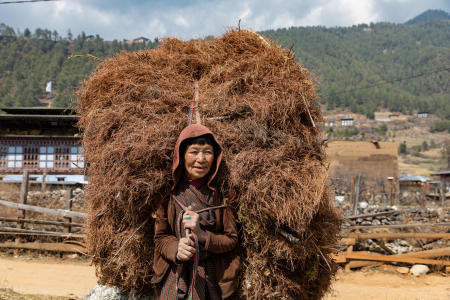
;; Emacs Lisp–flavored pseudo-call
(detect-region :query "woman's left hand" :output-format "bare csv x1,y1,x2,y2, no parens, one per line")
183,206,207,243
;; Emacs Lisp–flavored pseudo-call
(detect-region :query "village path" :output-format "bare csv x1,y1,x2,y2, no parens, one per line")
0,256,449,299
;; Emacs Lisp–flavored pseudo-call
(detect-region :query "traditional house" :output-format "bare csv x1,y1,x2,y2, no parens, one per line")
133,36,149,43
0,107,86,185
417,111,428,118
340,117,354,126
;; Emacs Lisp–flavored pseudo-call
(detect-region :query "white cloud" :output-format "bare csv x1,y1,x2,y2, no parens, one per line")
0,0,448,40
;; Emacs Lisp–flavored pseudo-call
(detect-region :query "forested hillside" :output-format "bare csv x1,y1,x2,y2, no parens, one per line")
0,10,449,119
0,25,157,108
262,18,449,119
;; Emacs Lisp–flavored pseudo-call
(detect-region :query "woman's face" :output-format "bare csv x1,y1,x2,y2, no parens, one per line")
183,143,214,180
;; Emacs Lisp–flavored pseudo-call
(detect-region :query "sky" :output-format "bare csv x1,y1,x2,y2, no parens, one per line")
0,0,449,41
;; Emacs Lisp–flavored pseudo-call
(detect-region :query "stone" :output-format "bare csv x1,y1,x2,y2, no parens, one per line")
396,267,409,274
410,264,429,276
372,219,381,226
84,285,155,300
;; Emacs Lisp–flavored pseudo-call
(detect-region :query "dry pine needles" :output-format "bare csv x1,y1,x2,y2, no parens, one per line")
77,29,341,299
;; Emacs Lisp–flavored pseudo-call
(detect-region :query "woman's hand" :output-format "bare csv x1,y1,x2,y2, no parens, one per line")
176,237,196,262
182,206,207,243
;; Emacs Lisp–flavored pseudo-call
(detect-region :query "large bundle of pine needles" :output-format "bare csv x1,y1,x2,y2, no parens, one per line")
78,29,341,299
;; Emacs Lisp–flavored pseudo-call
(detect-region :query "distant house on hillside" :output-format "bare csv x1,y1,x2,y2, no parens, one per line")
375,112,391,122
417,111,428,118
133,37,149,43
340,117,354,127
324,120,335,127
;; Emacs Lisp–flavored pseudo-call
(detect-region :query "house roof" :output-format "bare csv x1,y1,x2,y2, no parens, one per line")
0,107,76,115
430,170,450,176
399,174,431,182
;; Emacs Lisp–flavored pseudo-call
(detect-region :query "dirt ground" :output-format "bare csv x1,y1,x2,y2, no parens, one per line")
0,256,449,300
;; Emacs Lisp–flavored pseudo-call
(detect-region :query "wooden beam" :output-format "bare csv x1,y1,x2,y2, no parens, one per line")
343,247,450,268
348,232,450,240
0,241,86,253
345,252,450,266
0,217,83,227
345,210,395,220
0,231,84,239
0,226,84,236
349,222,450,230
0,199,86,219
338,238,356,245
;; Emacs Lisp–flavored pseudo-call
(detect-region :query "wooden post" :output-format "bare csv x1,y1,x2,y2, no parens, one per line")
19,170,29,221
350,176,355,214
64,189,73,234
439,181,445,206
194,82,201,124
388,177,394,206
352,175,360,215
420,182,426,208
41,170,47,193
344,245,353,273
16,170,29,256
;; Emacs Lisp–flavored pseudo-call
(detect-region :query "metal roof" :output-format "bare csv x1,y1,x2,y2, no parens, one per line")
430,170,450,176
0,107,76,115
399,174,432,182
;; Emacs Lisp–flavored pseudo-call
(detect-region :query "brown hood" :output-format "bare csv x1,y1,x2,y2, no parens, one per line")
172,124,223,190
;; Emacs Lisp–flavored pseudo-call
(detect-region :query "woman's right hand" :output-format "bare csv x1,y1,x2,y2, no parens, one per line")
176,236,196,262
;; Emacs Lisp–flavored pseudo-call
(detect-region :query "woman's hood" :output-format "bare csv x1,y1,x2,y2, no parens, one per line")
172,124,223,190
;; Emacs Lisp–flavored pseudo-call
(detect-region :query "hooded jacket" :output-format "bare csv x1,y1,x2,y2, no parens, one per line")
153,124,240,299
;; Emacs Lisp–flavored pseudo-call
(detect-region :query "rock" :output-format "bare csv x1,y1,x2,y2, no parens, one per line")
372,219,381,226
396,267,409,274
410,264,429,276
84,285,154,300
359,201,368,209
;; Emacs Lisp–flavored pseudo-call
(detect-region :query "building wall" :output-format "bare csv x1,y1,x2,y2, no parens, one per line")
327,141,399,185
0,136,83,174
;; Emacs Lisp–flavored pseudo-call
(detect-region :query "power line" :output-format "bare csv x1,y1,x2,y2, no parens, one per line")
327,66,450,97
0,0,60,4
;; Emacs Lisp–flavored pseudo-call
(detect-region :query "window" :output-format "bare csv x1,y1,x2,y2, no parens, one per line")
70,147,84,168
55,147,70,169
39,146,54,169
5,146,22,168
23,147,39,169
0,146,7,168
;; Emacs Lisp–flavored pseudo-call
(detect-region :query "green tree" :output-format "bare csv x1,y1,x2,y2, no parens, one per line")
399,142,407,154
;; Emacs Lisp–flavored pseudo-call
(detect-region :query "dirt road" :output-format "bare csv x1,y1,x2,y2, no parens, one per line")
0,256,96,299
1,256,449,299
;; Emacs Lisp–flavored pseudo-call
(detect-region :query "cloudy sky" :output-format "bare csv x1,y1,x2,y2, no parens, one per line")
1,0,449,40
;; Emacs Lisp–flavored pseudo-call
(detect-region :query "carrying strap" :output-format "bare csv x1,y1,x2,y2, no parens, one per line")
174,200,227,300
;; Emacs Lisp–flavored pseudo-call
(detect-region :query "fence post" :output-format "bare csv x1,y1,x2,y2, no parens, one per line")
440,181,445,206
18,170,29,224
41,170,47,193
64,189,73,233
15,170,29,255
352,175,361,216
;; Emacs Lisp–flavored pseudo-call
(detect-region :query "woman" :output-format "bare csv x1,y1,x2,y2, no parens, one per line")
153,124,240,300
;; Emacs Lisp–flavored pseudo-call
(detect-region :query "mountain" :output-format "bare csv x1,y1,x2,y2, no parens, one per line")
0,10,449,119
0,26,157,108
261,18,449,119
405,9,450,25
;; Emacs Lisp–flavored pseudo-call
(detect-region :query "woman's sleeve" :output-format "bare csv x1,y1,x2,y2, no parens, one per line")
204,207,238,254
154,201,179,263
